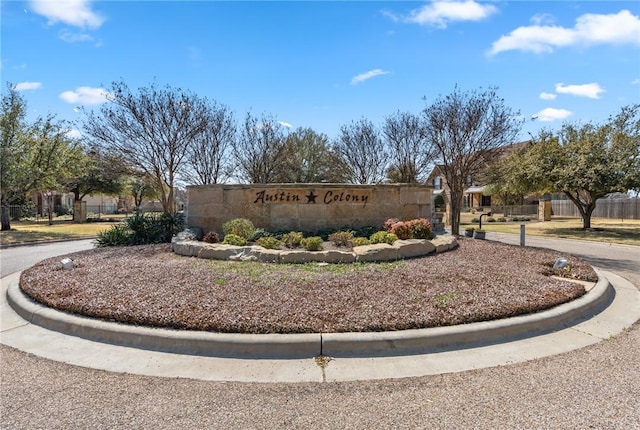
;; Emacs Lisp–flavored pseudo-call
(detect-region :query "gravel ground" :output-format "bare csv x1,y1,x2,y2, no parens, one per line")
1,237,638,429
1,321,638,429
19,239,595,334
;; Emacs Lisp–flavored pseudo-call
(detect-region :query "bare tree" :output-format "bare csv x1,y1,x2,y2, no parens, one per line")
383,111,435,183
333,118,387,184
422,86,522,235
82,80,210,213
232,112,287,183
184,102,235,185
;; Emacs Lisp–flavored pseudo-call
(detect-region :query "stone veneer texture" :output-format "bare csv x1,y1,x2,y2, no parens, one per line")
186,183,433,233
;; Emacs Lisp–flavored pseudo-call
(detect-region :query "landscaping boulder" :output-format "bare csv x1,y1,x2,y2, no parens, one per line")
354,243,399,262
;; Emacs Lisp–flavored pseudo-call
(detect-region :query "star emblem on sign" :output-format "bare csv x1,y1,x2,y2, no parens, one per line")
305,191,318,204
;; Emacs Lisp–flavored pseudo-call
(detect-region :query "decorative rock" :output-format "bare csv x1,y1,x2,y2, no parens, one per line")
171,239,199,257
245,247,281,263
175,228,203,241
280,250,352,264
393,239,436,259
171,233,458,264
198,244,246,260
431,235,457,253
354,243,399,262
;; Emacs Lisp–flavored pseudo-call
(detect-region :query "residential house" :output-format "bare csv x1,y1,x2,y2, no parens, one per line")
426,140,532,225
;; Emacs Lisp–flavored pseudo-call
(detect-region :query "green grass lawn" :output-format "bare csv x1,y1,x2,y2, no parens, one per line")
2,214,639,247
461,213,640,246
0,220,117,246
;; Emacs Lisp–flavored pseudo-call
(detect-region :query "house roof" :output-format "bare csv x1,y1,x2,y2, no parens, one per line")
464,186,486,194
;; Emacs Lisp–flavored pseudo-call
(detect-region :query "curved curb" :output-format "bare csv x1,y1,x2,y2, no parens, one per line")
7,269,614,360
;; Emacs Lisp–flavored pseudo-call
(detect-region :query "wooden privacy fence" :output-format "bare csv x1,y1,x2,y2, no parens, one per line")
551,198,639,220
490,205,538,216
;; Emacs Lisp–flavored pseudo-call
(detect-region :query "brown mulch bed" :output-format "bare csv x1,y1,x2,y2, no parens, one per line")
19,239,597,334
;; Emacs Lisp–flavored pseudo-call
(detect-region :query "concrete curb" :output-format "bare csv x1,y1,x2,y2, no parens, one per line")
7,269,614,359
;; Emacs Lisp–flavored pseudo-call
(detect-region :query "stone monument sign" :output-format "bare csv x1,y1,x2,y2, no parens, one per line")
186,183,433,233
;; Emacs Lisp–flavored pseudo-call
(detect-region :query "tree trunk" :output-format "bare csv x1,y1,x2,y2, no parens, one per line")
449,189,463,235
564,191,596,229
1,204,11,231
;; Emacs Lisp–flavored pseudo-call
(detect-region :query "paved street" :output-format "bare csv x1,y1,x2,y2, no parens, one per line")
1,236,639,429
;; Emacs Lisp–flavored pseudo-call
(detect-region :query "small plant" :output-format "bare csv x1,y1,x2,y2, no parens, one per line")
369,231,398,245
470,208,476,214
471,217,480,223
222,218,255,241
387,221,413,240
223,233,247,246
433,292,457,308
487,217,496,223
282,231,304,248
497,217,507,222
301,236,323,251
383,218,400,232
96,224,131,247
202,231,220,243
252,228,274,241
350,237,371,247
407,218,432,239
328,231,355,247
256,236,282,250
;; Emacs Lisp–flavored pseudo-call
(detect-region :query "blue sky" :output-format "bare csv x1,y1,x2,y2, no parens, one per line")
2,0,639,142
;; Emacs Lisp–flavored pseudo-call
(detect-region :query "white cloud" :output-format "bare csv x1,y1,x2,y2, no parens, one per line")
14,81,42,91
399,0,497,28
278,121,293,129
66,129,82,139
632,78,640,85
59,86,110,105
350,69,390,85
555,82,605,99
59,29,94,43
489,9,640,55
29,0,105,29
530,13,556,26
534,108,573,122
539,92,557,100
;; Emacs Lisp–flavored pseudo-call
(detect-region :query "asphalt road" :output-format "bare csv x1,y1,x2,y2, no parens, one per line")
0,239,95,278
1,236,639,429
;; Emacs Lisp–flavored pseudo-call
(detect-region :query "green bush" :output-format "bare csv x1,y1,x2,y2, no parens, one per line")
96,224,131,247
301,236,323,251
387,221,412,240
223,234,247,246
487,217,496,223
471,217,480,223
252,228,275,241
222,218,255,241
407,218,433,239
497,217,507,222
328,231,354,247
256,236,282,250
282,231,304,248
369,231,398,245
350,237,371,247
95,213,183,246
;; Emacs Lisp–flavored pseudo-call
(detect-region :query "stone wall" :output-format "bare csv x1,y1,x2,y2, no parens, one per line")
187,184,433,233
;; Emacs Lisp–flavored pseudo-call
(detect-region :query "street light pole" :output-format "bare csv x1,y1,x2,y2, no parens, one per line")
479,211,492,230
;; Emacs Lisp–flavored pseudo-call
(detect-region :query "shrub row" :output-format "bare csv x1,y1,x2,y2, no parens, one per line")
96,213,184,247
197,217,437,251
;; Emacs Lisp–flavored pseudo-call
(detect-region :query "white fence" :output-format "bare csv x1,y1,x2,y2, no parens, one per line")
551,198,639,220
